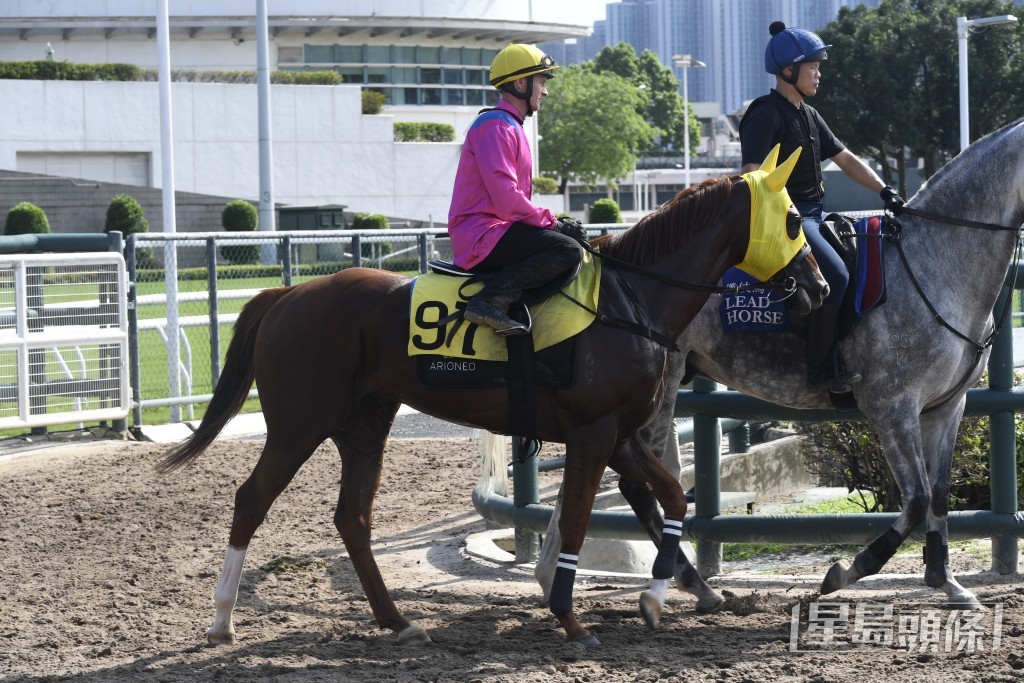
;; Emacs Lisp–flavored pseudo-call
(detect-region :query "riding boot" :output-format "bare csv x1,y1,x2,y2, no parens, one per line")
806,303,862,392
464,249,579,337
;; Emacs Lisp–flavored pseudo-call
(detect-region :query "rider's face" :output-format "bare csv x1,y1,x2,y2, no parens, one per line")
793,61,821,96
530,74,550,112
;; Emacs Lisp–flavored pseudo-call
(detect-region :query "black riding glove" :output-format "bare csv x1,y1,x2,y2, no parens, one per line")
880,185,906,214
556,217,588,244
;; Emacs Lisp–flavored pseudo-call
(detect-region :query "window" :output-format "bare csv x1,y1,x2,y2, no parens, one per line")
366,67,389,84
445,89,465,105
465,69,483,85
465,89,484,106
463,48,482,66
366,45,391,63
442,68,462,85
442,47,462,65
305,45,335,63
419,67,441,84
395,46,417,64
418,46,440,64
392,67,417,84
336,67,363,83
337,45,362,62
278,46,303,64
422,88,442,105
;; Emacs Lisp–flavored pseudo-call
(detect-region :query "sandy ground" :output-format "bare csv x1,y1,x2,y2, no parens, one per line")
1,431,1023,683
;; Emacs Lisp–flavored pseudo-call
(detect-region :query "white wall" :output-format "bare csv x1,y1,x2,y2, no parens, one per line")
0,79,462,224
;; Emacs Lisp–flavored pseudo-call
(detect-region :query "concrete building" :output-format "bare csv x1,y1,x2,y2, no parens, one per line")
0,1,586,230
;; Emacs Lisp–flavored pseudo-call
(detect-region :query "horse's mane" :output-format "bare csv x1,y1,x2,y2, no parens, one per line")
591,175,737,266
914,116,1024,207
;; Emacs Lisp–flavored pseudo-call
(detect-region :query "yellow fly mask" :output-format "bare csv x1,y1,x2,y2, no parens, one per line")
736,145,806,281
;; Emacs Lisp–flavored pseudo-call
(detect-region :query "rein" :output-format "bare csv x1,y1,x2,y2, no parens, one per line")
577,239,799,297
557,240,803,352
881,207,1024,411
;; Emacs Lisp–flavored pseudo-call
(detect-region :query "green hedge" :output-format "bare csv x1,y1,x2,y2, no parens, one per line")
533,176,559,195
798,407,1024,512
362,90,386,114
0,60,143,81
105,194,152,261
137,261,351,282
220,200,259,265
4,201,50,235
352,212,391,258
394,122,456,142
0,60,343,85
588,198,623,224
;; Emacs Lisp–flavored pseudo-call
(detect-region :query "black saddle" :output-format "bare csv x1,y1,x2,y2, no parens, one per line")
426,258,582,308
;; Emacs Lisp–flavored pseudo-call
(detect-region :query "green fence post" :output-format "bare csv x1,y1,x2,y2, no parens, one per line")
693,376,722,578
988,285,1019,574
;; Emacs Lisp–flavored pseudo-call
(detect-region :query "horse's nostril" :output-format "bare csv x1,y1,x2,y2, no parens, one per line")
822,284,830,299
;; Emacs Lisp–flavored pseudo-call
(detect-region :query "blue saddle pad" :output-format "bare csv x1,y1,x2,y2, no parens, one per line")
719,268,791,334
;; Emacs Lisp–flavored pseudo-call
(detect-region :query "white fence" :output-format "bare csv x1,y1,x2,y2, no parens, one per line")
0,253,129,430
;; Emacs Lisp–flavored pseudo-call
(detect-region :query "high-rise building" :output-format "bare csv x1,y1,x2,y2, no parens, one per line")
543,0,882,114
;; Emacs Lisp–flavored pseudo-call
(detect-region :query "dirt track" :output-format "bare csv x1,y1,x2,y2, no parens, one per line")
1,434,1022,682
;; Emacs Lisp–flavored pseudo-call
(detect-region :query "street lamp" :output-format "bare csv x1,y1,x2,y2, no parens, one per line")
672,54,706,187
957,14,1017,151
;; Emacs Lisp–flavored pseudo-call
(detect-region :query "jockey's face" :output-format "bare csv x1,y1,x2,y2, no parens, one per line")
789,61,821,97
530,74,550,112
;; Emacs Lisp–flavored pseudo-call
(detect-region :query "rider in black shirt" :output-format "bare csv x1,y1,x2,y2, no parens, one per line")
740,21,906,392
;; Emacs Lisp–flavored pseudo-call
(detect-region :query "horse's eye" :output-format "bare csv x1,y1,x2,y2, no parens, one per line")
786,207,802,240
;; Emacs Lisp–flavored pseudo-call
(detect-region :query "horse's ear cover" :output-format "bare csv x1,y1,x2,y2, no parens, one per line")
736,144,807,281
764,144,801,192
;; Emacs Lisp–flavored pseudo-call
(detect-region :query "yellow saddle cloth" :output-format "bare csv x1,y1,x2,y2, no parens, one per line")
408,251,600,360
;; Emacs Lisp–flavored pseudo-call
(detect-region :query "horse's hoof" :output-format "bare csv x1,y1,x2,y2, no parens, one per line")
571,633,601,648
820,561,849,595
206,628,236,646
694,591,725,614
639,590,662,630
398,624,431,646
948,596,984,611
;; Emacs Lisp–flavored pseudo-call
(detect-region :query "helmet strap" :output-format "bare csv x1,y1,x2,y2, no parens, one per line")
783,63,812,99
501,76,536,117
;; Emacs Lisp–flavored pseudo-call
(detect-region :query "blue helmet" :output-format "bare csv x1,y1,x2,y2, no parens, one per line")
764,21,830,75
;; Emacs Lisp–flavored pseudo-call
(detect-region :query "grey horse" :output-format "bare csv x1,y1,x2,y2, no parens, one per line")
537,117,1024,625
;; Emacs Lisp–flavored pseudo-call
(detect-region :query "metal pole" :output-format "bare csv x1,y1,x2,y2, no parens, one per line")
682,63,690,188
988,286,1019,574
257,0,276,262
692,376,722,578
157,0,181,422
512,438,541,562
957,16,970,151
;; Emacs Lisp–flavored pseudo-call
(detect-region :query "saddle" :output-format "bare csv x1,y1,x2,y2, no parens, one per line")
408,257,598,439
819,212,890,341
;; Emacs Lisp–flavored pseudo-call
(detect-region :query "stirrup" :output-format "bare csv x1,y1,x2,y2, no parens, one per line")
463,299,531,336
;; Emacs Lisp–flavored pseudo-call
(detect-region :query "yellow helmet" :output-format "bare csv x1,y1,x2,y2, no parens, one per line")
489,44,558,88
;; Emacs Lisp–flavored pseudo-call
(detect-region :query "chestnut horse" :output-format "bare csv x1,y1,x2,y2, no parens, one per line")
157,148,827,646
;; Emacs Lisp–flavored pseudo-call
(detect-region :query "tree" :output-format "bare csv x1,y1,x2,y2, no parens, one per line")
592,43,699,157
539,64,655,191
816,0,1024,190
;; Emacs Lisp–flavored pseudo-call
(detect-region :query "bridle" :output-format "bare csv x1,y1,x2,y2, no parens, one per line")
559,232,814,352
880,205,1024,411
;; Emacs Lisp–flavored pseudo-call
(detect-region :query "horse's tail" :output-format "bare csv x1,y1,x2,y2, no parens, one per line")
475,429,509,497
154,286,294,474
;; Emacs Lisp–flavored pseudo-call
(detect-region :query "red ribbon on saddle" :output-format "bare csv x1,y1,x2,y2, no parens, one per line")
854,215,886,318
